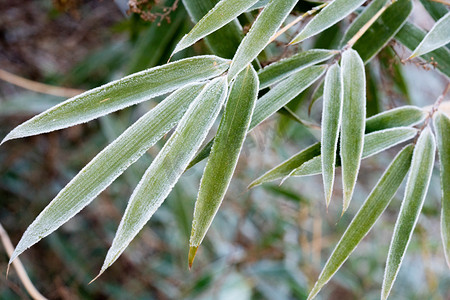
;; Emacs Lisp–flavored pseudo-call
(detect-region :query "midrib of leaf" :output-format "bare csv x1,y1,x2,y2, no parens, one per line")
8,83,206,264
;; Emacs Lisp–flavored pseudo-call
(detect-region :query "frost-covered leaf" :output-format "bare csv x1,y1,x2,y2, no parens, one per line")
365,105,427,133
409,12,450,58
321,64,343,206
173,0,259,54
97,77,228,276
340,49,366,212
258,49,337,89
227,0,298,81
396,22,450,78
251,127,416,186
1,56,230,144
434,112,450,268
307,144,413,300
7,83,206,264
290,0,366,44
382,127,436,300
189,65,258,267
293,127,417,177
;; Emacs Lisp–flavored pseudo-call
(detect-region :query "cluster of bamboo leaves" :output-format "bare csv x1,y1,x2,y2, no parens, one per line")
1,0,449,298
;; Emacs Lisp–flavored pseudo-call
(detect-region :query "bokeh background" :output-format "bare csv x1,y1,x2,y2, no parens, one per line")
0,0,449,299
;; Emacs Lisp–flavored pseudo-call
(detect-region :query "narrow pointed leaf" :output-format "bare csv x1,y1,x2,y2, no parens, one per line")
290,0,366,44
173,0,259,54
434,112,450,268
396,22,450,77
227,0,298,81
409,12,450,58
258,49,337,89
419,0,449,21
308,144,413,300
321,64,343,205
190,66,259,259
98,77,228,275
365,105,427,133
382,127,436,300
8,83,206,264
247,0,270,11
1,56,230,144
293,127,417,177
340,49,366,212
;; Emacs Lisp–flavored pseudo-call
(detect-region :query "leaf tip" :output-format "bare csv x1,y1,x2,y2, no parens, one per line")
89,271,104,285
188,246,198,270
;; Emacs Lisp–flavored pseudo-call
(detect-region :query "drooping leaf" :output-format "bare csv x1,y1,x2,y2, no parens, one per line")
7,83,206,264
290,0,366,44
433,112,450,268
251,127,417,186
292,127,417,177
96,77,228,276
227,0,298,81
396,22,450,77
409,12,450,59
340,49,366,212
365,105,427,133
258,49,337,89
382,127,436,300
307,144,413,300
321,63,343,206
187,65,326,170
351,0,412,62
182,0,243,59
189,65,259,267
1,56,230,144
173,0,259,55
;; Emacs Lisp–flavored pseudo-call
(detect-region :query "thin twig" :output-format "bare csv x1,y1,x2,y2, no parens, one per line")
0,69,84,98
0,222,48,300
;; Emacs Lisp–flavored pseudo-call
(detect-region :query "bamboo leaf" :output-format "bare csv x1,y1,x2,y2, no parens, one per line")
433,112,450,268
307,144,413,300
340,49,366,212
293,127,417,177
382,127,436,300
290,0,366,44
1,56,230,144
365,105,427,133
173,0,259,55
396,22,450,78
258,49,337,89
188,65,259,267
409,12,450,59
349,0,413,62
321,64,343,206
95,77,228,277
227,0,298,81
419,0,449,21
7,83,206,264
247,0,270,11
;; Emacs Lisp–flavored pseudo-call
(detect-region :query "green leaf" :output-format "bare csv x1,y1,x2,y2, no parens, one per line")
321,64,343,206
247,0,270,11
433,112,450,268
352,0,412,62
96,77,229,277
290,0,366,44
1,56,230,144
188,65,259,267
419,0,449,21
396,22,450,78
7,83,206,264
258,49,337,89
409,12,450,58
182,0,244,59
365,105,427,133
187,65,326,170
307,144,413,300
340,49,366,212
227,0,298,81
382,127,436,300
173,0,259,54
293,127,417,177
